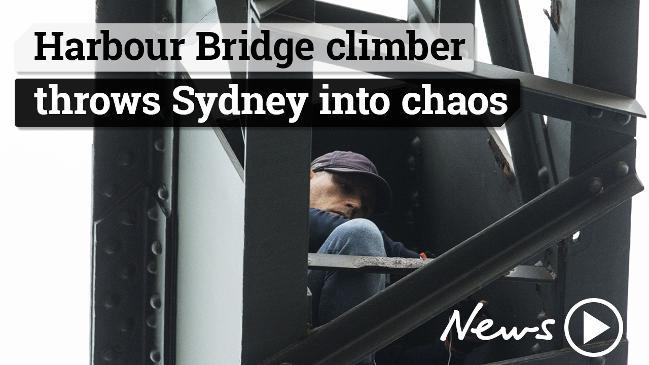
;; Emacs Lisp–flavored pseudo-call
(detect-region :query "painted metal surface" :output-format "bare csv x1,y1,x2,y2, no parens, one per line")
262,142,643,365
309,253,555,283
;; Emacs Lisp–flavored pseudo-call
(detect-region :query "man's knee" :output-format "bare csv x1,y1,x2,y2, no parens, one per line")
327,218,385,257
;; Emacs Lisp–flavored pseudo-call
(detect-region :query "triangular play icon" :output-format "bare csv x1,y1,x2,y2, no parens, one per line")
583,311,610,344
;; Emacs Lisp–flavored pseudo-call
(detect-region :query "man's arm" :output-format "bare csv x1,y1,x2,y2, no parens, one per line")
381,233,420,258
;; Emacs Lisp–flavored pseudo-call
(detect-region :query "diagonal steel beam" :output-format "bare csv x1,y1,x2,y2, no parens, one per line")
383,62,645,135
265,11,645,134
262,141,642,365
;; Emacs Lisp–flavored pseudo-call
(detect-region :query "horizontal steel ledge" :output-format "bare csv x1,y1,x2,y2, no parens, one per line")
262,142,642,365
308,253,427,273
308,253,555,282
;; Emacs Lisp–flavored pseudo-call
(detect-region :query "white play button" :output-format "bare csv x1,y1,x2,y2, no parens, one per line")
564,298,623,357
583,311,610,344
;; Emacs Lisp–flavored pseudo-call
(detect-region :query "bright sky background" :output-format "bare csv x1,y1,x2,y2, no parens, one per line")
0,0,647,364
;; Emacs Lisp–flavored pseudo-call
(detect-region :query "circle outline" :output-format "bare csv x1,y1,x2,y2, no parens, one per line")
563,298,623,357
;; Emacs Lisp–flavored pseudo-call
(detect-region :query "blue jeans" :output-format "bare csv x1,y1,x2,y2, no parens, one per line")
308,218,387,365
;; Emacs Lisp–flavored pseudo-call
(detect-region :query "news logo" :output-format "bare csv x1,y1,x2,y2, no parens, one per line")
440,297,623,357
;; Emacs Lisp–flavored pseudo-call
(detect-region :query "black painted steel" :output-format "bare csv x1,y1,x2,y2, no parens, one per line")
93,0,179,363
315,1,403,23
547,1,640,361
92,127,177,365
262,142,642,365
480,0,558,201
240,2,315,365
241,128,313,365
485,340,628,365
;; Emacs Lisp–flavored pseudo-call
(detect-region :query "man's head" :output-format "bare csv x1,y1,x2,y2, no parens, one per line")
309,151,391,219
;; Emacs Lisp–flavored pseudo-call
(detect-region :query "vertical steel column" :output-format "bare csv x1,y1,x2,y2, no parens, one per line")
480,0,557,201
241,128,312,364
240,1,314,364
93,0,179,364
547,0,639,362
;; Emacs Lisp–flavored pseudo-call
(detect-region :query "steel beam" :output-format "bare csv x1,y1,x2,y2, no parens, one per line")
315,2,403,23
286,20,645,133
480,0,558,200
93,0,178,364
438,62,644,134
262,142,642,365
241,128,312,365
485,340,628,365
252,0,295,20
241,1,315,364
547,0,640,357
308,253,555,283
308,253,429,274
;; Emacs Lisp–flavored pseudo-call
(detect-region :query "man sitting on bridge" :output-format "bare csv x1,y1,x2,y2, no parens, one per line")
307,151,425,365
307,150,420,327
307,151,484,365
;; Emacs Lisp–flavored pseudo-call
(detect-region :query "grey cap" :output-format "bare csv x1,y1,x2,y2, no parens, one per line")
311,151,392,214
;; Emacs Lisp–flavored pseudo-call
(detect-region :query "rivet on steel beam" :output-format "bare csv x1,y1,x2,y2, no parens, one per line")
147,207,160,221
151,241,163,255
160,11,173,23
538,166,550,189
104,294,121,309
407,155,416,172
587,107,604,119
616,113,632,126
150,294,162,310
146,314,157,328
146,261,157,274
536,311,547,322
588,177,604,194
116,151,133,167
410,191,420,208
154,139,166,152
119,318,134,333
119,211,136,226
101,349,115,362
410,136,421,151
157,186,169,200
615,161,630,177
120,264,136,280
149,349,161,363
104,240,121,255
101,184,117,198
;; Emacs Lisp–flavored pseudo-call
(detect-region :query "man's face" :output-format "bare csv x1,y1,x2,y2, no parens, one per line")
309,170,377,219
